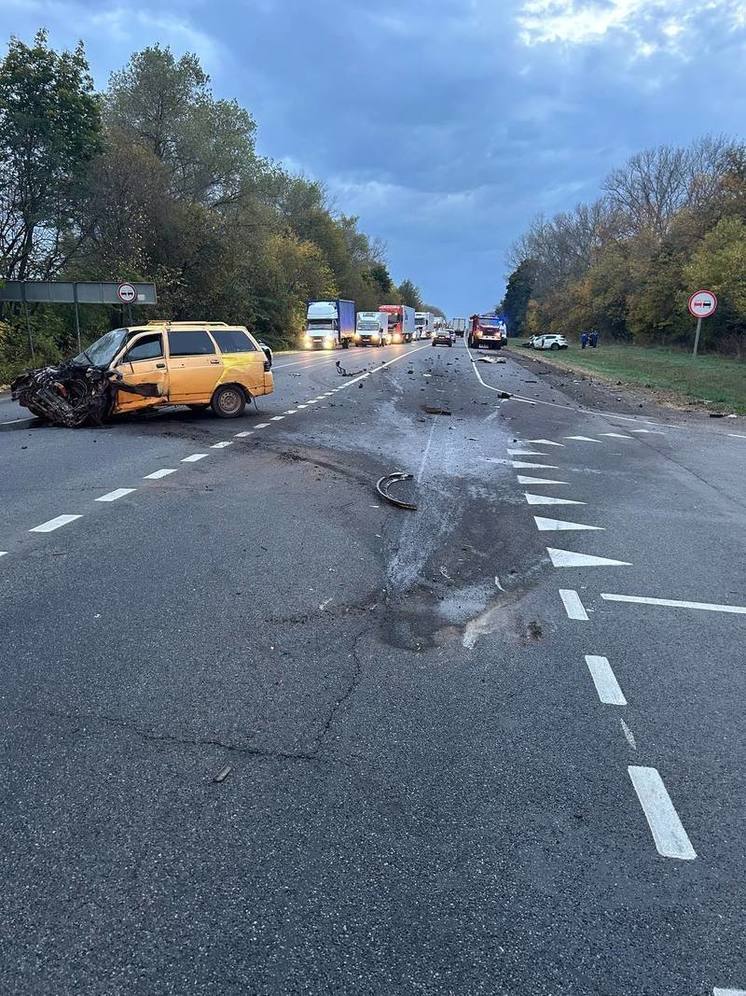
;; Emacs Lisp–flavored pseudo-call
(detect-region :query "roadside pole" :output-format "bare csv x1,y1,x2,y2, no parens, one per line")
688,289,717,357
73,282,82,353
692,317,702,358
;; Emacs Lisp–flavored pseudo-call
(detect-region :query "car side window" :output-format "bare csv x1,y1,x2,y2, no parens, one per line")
212,330,256,353
123,333,163,362
167,331,216,357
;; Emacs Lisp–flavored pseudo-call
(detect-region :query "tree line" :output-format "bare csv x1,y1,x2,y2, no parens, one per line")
501,136,745,356
0,31,436,375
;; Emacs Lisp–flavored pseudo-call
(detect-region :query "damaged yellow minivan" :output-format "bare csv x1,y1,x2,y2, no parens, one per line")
12,321,274,427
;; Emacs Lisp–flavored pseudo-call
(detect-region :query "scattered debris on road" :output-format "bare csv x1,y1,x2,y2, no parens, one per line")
423,405,452,415
478,355,506,364
12,362,162,427
213,765,233,784
335,360,366,377
376,471,417,511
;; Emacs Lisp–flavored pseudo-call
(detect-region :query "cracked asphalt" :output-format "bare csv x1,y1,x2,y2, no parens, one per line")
0,341,744,995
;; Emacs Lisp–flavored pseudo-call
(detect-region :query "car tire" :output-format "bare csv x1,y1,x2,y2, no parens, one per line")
211,384,246,418
550,342,559,350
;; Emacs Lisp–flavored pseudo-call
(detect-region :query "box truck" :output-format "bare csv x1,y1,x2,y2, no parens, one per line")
379,305,416,344
415,312,434,339
304,300,356,349
355,311,390,346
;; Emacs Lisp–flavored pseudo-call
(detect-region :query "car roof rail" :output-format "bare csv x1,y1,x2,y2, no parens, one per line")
145,320,233,328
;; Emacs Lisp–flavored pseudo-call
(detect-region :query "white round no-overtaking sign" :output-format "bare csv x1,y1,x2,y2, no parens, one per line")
688,289,717,319
117,282,137,304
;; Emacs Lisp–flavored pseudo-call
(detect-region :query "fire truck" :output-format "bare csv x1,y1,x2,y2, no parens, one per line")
468,313,508,350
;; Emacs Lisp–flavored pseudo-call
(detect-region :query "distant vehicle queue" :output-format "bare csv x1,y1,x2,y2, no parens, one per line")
302,302,507,350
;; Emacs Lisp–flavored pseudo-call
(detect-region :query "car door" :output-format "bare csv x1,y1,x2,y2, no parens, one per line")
167,330,223,402
211,328,265,397
113,332,168,412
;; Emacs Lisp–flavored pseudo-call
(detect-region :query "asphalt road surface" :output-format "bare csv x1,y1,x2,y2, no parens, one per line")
1,340,744,995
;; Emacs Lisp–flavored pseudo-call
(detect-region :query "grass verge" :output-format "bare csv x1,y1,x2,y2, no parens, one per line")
507,342,746,414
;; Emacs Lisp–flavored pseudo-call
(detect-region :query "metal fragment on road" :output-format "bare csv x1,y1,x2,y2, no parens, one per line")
376,472,417,511
213,765,233,784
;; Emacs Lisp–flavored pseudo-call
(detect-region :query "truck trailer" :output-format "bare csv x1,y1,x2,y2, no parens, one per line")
304,299,356,349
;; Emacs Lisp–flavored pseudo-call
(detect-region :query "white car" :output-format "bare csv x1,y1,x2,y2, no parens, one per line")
533,334,568,351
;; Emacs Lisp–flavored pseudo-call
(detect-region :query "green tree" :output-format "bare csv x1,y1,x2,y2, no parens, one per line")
501,259,535,337
398,279,423,310
0,29,101,282
685,216,746,355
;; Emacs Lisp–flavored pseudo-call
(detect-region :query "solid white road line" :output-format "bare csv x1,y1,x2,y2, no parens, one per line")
620,719,637,749
234,431,253,437
728,434,746,440
144,468,177,479
95,488,136,502
628,766,697,860
516,475,568,485
548,548,631,567
713,988,746,995
559,589,589,621
631,429,664,434
211,440,233,448
600,432,633,439
564,435,602,442
527,439,564,446
524,493,585,506
182,453,208,462
585,655,627,705
507,449,543,456
534,516,603,531
601,593,746,616
511,461,559,469
270,415,285,421
30,514,82,533
254,422,270,428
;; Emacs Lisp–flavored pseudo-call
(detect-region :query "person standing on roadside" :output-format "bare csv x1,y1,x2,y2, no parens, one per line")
590,330,599,348
581,331,589,349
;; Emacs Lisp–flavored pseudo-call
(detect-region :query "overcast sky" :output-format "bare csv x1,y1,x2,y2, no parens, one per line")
2,0,745,314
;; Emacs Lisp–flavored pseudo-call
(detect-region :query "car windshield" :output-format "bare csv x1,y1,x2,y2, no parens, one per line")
72,328,129,367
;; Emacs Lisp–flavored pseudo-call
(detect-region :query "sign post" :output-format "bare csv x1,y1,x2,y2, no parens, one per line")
688,289,718,357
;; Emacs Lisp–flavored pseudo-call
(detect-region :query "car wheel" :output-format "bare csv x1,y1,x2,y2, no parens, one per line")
211,384,246,418
550,342,559,350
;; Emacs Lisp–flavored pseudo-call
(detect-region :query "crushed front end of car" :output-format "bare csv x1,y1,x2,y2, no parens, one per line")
11,362,162,427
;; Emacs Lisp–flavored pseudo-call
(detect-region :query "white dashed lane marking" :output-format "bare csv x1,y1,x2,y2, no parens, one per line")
0,551,8,558
284,409,298,414
507,449,543,456
211,441,232,448
631,429,664,434
713,988,746,995
559,589,589,621
600,432,633,439
234,431,253,437
547,548,631,568
601,593,746,616
270,415,285,421
30,514,82,533
254,422,270,428
628,766,696,860
534,516,603,531
564,435,602,442
585,655,627,705
527,439,564,446
144,468,177,479
95,488,136,502
516,475,568,485
182,454,208,462
524,493,585,506
728,434,746,439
